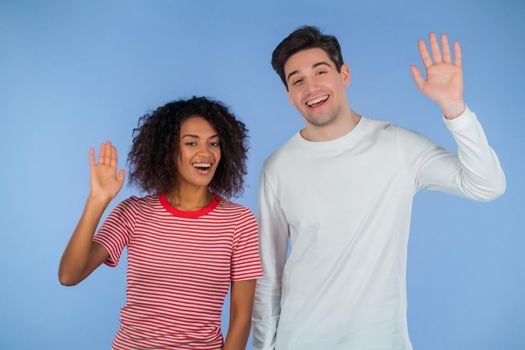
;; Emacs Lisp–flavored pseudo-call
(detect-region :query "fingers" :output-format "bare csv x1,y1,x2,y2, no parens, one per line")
104,142,111,166
98,143,106,165
419,33,457,66
409,65,425,91
95,141,118,167
429,32,442,63
110,144,118,169
89,147,96,167
418,39,432,69
441,34,452,63
454,40,462,66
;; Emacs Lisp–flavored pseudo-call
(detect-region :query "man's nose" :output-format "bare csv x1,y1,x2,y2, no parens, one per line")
304,78,319,93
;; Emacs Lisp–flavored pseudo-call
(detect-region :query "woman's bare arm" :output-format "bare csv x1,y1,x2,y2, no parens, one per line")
58,142,125,286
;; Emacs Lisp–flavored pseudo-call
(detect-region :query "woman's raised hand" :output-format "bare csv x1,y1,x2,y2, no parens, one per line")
89,142,125,203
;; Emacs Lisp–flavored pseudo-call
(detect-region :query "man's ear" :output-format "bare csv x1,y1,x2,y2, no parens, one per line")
341,64,350,87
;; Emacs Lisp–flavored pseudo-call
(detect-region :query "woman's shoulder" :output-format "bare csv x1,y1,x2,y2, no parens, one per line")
116,194,160,211
216,198,255,219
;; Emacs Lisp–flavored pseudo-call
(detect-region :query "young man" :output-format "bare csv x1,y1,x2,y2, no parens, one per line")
252,26,505,350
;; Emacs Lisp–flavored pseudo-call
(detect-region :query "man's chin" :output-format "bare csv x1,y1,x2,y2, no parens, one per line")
305,115,337,127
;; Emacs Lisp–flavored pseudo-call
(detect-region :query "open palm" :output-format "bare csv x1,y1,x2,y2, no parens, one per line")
410,33,465,118
89,142,125,202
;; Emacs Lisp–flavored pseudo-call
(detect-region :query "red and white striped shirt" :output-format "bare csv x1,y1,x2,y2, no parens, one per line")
93,194,263,349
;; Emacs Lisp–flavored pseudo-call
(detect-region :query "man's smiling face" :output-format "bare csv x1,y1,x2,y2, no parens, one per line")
284,48,350,128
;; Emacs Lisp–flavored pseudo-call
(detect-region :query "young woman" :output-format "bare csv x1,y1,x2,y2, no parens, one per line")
59,97,263,349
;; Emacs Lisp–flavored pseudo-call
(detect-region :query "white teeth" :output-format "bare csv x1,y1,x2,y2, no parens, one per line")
306,95,328,106
193,163,211,168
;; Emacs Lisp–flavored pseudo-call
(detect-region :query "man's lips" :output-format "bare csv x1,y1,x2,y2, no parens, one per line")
305,95,329,109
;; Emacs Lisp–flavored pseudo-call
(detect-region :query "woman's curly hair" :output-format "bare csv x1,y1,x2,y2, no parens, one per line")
127,96,248,199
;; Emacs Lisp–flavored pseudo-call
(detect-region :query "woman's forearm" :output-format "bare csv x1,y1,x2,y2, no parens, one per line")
58,195,110,286
223,312,251,350
223,279,257,350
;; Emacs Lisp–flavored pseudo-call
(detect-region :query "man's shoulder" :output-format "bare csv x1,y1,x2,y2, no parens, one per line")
362,116,415,143
364,116,439,152
262,132,302,173
363,115,398,132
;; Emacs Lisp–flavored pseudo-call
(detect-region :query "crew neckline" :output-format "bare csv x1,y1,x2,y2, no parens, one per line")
294,116,368,150
159,193,220,218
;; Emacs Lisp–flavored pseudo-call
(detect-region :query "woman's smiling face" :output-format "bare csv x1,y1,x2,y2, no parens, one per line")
176,116,221,190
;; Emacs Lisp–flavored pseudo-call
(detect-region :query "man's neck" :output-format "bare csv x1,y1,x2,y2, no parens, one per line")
301,107,361,142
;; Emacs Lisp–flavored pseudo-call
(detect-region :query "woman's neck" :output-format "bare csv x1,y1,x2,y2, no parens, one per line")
166,185,213,212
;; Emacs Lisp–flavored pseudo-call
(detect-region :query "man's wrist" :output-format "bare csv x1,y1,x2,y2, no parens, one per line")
439,99,466,120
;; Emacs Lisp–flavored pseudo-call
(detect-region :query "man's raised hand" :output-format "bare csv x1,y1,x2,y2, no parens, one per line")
410,32,466,119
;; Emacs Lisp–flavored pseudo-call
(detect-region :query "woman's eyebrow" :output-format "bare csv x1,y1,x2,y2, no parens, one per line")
182,133,220,139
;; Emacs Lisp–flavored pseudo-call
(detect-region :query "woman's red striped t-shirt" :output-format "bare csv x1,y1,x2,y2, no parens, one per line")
93,194,263,349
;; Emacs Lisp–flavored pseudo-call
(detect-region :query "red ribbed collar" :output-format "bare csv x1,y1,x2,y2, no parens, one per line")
159,194,220,218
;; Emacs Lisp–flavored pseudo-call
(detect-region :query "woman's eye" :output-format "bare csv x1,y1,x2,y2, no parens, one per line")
210,141,220,147
185,142,197,146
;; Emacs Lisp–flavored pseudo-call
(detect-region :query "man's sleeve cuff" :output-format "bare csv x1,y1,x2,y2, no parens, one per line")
442,104,478,131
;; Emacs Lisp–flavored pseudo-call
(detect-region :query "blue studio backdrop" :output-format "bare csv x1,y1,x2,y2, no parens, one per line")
1,0,524,349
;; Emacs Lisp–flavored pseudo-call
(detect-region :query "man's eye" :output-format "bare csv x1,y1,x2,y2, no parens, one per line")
318,70,327,75
293,79,303,86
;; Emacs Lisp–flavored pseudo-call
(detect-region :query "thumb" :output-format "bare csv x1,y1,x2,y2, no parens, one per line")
409,65,425,91
89,147,96,169
117,169,125,186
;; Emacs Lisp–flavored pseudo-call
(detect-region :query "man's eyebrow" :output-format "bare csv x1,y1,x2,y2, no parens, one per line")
313,61,332,69
286,61,333,83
